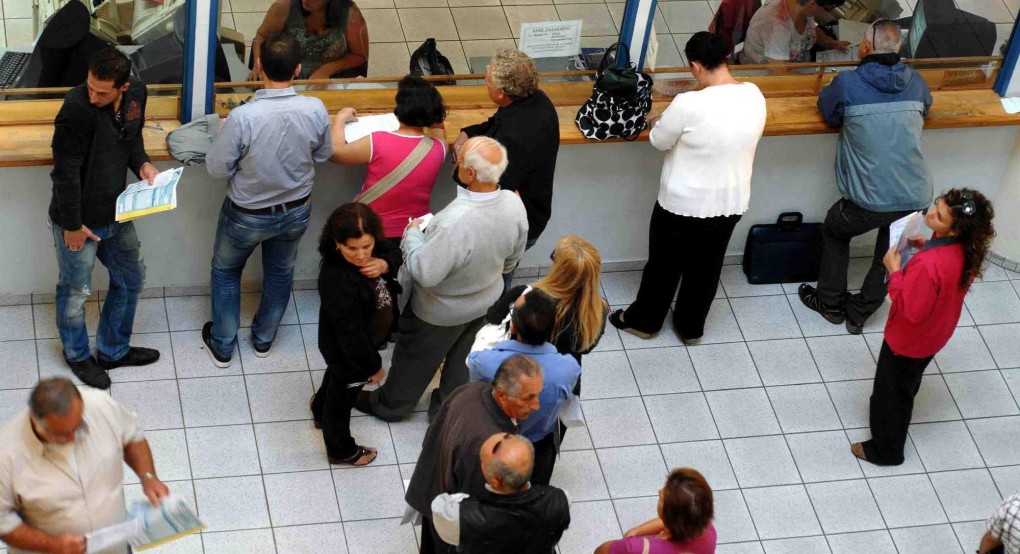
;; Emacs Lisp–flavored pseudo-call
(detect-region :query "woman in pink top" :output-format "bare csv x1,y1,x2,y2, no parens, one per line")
331,75,448,241
596,468,717,554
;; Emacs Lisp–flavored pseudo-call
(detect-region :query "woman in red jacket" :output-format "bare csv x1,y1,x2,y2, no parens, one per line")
852,188,995,466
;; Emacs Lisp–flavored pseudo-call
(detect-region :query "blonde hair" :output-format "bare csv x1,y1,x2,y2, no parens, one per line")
489,49,539,98
533,235,608,353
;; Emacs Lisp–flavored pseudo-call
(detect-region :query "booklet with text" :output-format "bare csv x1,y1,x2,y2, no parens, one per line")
115,167,184,222
85,495,205,553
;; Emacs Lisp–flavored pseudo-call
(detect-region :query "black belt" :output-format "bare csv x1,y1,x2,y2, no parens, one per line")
231,195,309,215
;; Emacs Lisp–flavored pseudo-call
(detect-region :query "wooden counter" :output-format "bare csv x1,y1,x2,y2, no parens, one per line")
2,78,1019,167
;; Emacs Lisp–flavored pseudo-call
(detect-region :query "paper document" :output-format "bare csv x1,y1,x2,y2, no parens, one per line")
816,46,860,64
344,113,399,143
85,495,204,553
888,210,924,266
115,167,183,222
519,20,583,58
410,212,434,231
1001,97,1020,114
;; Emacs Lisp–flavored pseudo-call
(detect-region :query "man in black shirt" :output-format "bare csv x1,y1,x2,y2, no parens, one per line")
453,49,560,289
48,48,161,390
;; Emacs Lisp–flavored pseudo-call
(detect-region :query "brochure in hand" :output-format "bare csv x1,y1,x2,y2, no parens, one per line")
115,167,184,222
84,495,205,553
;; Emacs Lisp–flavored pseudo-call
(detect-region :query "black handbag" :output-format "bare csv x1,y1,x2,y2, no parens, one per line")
575,42,653,141
743,212,824,284
409,38,456,86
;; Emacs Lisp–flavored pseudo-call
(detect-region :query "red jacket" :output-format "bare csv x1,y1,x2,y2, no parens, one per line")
885,237,967,359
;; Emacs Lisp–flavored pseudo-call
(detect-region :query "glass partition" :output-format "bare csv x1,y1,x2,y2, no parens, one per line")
0,0,190,98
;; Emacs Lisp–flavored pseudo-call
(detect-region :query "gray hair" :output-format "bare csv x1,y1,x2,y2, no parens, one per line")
483,434,535,491
29,378,82,419
869,20,903,54
461,136,509,184
492,354,542,398
488,49,539,98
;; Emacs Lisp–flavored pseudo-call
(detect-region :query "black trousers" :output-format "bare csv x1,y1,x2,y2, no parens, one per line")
624,203,740,339
816,199,912,324
419,516,455,554
863,340,933,465
531,429,560,486
311,366,364,460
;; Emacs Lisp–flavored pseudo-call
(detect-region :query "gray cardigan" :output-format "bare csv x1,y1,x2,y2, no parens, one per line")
401,187,528,327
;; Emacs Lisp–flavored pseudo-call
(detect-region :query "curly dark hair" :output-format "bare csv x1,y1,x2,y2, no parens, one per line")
941,188,995,290
318,203,386,265
660,467,714,543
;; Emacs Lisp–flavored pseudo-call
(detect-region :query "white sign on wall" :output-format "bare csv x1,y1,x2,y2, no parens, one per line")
519,20,583,58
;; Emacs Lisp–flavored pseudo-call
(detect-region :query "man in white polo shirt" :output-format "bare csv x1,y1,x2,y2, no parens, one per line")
0,378,168,554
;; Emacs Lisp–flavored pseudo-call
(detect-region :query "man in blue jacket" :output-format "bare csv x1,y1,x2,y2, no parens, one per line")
468,289,581,486
799,19,933,334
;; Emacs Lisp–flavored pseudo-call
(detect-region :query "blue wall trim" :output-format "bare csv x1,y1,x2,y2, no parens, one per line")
994,20,1020,96
206,2,220,115
181,0,198,123
617,0,657,69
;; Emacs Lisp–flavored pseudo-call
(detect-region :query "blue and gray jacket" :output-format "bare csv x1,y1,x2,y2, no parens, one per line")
818,54,934,213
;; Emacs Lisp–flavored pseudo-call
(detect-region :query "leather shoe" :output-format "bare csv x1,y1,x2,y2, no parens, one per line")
98,347,160,370
68,357,111,389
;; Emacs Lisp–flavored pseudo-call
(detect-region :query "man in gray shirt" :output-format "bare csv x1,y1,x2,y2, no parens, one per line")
203,33,332,367
358,136,529,420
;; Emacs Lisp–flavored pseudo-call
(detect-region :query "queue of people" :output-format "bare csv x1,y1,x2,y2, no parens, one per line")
10,18,1010,554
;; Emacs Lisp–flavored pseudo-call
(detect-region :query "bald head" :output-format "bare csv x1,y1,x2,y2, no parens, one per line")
460,136,508,185
480,433,534,493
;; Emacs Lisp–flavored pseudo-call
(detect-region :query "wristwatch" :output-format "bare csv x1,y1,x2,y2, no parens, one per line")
141,471,158,481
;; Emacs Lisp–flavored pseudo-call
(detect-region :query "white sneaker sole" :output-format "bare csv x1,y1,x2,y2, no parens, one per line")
253,346,271,359
203,342,232,368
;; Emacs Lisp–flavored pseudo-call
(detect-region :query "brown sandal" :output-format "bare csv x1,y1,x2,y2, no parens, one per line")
310,394,322,429
850,442,869,462
329,446,378,467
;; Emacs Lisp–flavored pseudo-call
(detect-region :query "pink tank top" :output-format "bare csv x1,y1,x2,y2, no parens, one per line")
362,131,446,238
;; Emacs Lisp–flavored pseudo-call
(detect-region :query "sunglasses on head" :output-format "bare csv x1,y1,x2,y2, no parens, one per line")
937,191,976,216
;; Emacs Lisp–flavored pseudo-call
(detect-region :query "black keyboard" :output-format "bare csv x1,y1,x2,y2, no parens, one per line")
0,51,31,89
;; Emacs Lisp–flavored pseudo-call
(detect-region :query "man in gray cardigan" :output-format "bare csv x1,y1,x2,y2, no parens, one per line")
359,136,529,421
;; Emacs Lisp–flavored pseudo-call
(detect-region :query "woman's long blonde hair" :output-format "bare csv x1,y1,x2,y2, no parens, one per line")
533,235,608,353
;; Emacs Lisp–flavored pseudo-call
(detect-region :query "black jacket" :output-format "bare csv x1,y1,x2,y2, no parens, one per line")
459,485,571,554
462,90,560,242
49,77,150,231
317,239,402,381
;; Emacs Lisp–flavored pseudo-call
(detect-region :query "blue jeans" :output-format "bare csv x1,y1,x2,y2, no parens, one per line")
209,199,311,358
51,220,146,363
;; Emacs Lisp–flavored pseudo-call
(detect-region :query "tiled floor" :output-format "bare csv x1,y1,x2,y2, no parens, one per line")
1,261,1020,553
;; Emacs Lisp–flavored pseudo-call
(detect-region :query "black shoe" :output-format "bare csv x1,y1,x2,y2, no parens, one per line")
608,309,654,339
68,357,111,389
797,284,846,324
202,322,232,368
98,347,160,370
845,318,864,335
252,341,272,358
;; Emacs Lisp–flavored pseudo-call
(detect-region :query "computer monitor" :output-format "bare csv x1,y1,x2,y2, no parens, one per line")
15,0,115,89
904,0,997,58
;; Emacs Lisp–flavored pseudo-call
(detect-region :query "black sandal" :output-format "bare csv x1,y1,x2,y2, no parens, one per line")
609,309,653,339
329,446,378,467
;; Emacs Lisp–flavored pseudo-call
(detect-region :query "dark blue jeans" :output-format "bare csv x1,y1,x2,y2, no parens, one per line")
209,199,311,358
51,219,145,363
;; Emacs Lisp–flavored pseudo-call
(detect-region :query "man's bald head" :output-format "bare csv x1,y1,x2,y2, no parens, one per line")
479,432,534,493
460,136,509,185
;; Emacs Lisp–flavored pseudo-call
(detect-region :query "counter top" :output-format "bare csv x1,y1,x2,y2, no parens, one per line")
1,84,1017,167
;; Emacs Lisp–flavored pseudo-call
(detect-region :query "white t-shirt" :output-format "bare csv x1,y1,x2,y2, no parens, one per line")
740,0,817,63
648,82,767,218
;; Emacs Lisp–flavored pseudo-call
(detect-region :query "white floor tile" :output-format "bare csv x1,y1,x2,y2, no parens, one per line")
333,464,407,520
342,517,418,554
845,429,927,478
171,330,243,378
929,468,1005,523
762,536,830,554
0,389,30,424
889,524,964,554
33,302,100,339
132,298,170,334
293,289,320,324
582,397,656,448
826,530,897,554
967,416,1020,466
826,379,872,429
239,325,310,374
869,474,949,528
178,376,252,427
255,420,331,473
0,340,38,388
807,335,875,382
730,296,801,341
301,323,327,370
600,271,643,305
126,429,192,483
644,392,720,443
944,370,1020,418
660,440,738,490
706,388,781,439
626,347,699,395
720,265,784,298
952,520,989,554
275,523,348,554
0,305,35,341
264,470,342,526
108,332,177,382
912,375,963,424
785,430,864,483
990,465,1020,497
742,485,822,540
550,449,611,501
239,291,299,327
597,444,667,498
714,489,760,544
193,475,271,532
164,296,210,331
936,326,998,373
186,424,261,479
111,379,184,430
578,350,642,399
725,435,801,488
556,500,620,554
767,384,842,433
388,411,430,464
909,421,985,472
747,339,822,386
806,480,885,534
245,371,315,423
689,342,762,391
611,496,659,534
980,323,1020,369
965,282,1020,325
201,529,276,554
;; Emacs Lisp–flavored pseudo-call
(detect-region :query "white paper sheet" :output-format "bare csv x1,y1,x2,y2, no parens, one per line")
1001,97,1020,114
115,167,183,222
86,520,139,553
888,210,924,266
816,46,860,64
519,20,583,59
344,113,400,143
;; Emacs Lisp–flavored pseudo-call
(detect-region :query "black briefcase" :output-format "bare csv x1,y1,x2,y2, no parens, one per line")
742,212,824,284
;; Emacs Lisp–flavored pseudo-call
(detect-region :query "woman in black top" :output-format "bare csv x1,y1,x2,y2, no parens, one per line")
310,203,400,466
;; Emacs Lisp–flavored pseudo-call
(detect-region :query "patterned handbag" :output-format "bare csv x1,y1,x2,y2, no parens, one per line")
575,42,654,141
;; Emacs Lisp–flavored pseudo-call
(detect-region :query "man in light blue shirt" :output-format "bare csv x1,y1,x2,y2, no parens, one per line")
203,33,332,368
468,289,581,486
